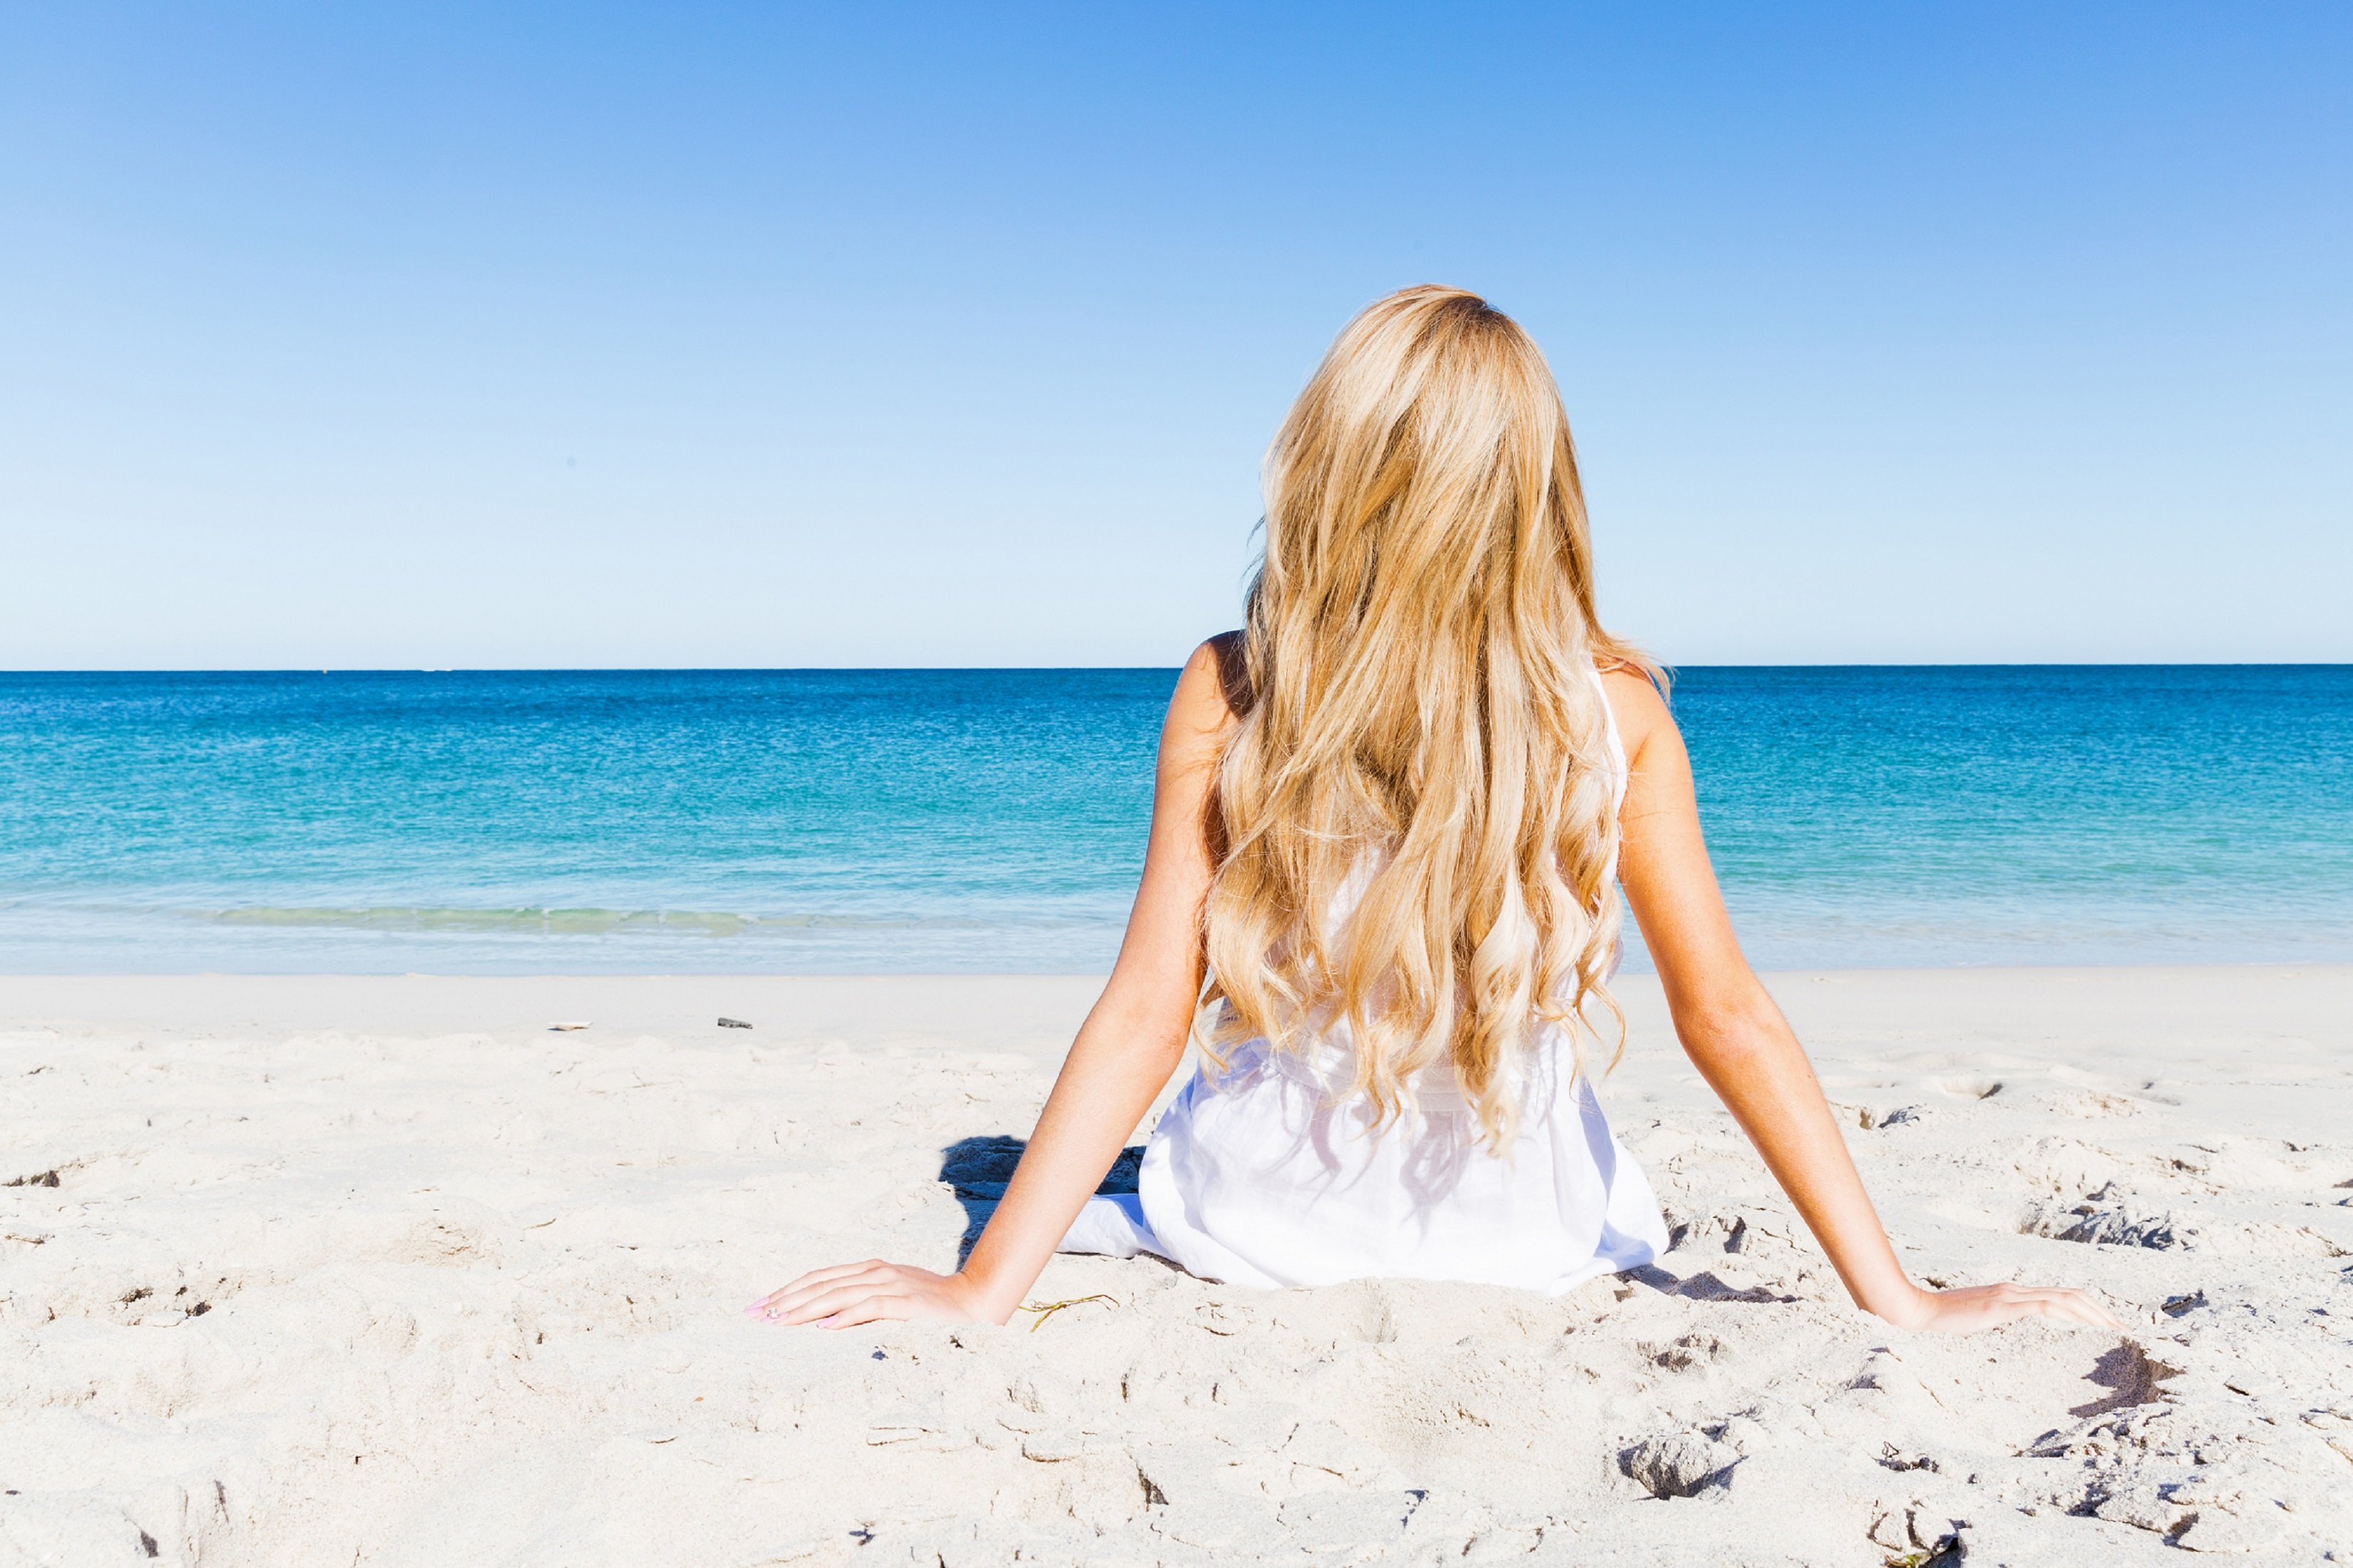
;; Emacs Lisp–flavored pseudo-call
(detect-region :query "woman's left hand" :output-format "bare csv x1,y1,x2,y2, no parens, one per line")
1876,1279,2125,1334
746,1259,996,1328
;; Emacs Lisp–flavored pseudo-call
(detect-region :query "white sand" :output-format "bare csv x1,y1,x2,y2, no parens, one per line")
3,968,2350,1566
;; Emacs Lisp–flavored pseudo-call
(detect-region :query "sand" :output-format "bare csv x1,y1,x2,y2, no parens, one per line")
3,967,2350,1566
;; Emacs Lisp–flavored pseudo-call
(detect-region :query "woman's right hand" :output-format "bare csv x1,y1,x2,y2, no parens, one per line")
1875,1279,2125,1333
745,1259,1001,1329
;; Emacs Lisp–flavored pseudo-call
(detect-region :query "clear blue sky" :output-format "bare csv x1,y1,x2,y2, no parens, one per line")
4,4,2347,668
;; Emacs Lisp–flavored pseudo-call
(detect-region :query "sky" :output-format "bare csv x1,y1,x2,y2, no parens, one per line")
3,3,2348,669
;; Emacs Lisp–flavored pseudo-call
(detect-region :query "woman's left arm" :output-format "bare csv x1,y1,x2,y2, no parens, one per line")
1604,669,2123,1333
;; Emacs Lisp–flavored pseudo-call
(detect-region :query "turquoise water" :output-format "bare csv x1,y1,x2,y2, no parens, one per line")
1,667,2347,973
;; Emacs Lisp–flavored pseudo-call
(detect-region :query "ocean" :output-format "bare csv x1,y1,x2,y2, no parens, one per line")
1,666,2347,973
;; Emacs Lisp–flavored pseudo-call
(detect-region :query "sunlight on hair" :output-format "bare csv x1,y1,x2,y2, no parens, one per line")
1199,285,1664,1152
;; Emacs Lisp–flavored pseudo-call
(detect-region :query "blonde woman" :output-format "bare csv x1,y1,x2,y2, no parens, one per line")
752,287,2118,1336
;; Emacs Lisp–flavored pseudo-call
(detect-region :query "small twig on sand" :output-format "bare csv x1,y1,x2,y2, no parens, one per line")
1014,1293,1119,1332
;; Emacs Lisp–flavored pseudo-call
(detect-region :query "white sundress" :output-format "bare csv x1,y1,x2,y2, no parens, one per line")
1057,672,1669,1294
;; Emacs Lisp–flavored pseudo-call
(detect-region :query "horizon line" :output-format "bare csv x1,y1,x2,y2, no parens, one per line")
5,660,2351,677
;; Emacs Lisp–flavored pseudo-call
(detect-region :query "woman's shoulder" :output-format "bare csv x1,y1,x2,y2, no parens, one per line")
1160,634,1251,750
1595,658,1676,761
1197,630,1253,718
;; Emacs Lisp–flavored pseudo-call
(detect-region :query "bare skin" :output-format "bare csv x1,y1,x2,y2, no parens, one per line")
749,641,2122,1336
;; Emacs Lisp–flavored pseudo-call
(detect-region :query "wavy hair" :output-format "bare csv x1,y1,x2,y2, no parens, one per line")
1199,285,1660,1149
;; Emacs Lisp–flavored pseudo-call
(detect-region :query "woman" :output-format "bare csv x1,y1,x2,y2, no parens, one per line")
752,286,2118,1335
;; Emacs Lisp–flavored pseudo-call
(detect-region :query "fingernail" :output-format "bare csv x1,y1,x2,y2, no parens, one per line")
815,1314,839,1328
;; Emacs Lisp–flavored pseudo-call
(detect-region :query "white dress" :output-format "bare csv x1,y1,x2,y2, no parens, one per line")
1058,675,1669,1294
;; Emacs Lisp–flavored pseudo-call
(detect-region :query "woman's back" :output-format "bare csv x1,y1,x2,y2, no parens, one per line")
1066,655,1670,1293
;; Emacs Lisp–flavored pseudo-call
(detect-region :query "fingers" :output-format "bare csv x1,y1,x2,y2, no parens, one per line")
747,1260,892,1319
771,1277,908,1326
771,1273,897,1324
1995,1284,2121,1329
767,1259,890,1298
2007,1290,2124,1332
2026,1288,2126,1330
744,1260,945,1327
787,1284,916,1329
1914,1281,2127,1334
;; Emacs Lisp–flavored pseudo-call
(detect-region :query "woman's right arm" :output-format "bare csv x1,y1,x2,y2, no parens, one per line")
749,640,1236,1328
1602,670,2121,1333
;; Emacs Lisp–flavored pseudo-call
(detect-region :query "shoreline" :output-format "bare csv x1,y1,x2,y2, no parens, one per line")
5,967,2349,1562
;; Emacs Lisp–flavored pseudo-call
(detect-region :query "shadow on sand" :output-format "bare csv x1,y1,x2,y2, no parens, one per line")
1621,1263,1796,1304
938,1135,1144,1261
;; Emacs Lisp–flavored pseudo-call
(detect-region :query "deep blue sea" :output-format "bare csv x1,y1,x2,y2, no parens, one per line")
1,667,2347,973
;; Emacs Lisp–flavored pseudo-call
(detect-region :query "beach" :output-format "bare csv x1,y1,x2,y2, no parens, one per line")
11,4,2347,1563
5,966,2349,1565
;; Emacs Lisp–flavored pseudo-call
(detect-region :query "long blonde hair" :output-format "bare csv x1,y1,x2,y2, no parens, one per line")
1199,285,1660,1149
